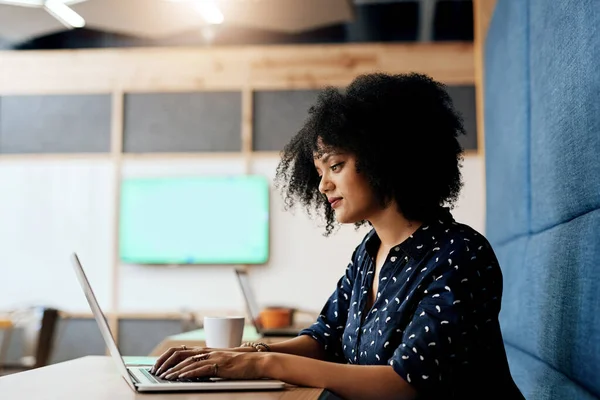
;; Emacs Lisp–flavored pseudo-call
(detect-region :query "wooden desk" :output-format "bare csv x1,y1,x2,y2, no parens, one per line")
0,356,324,400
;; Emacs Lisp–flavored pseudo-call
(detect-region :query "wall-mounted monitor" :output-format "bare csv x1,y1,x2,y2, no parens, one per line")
119,175,269,265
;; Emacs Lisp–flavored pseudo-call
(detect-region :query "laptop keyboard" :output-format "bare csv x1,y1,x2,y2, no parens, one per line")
140,368,213,384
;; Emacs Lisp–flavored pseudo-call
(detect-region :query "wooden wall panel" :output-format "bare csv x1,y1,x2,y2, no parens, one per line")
0,43,474,94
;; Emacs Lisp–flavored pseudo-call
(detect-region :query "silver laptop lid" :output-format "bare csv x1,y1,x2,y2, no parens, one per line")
234,269,263,333
70,252,137,391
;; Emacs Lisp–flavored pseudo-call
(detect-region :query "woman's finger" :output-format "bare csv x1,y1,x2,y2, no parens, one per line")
159,354,208,378
151,346,182,374
166,363,216,380
155,349,196,376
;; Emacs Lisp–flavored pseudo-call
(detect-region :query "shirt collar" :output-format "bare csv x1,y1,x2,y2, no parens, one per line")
365,207,455,261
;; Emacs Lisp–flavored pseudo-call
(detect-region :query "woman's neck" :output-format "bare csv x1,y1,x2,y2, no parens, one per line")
368,203,422,249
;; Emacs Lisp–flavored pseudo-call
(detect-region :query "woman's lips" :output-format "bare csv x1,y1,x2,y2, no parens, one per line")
329,198,343,208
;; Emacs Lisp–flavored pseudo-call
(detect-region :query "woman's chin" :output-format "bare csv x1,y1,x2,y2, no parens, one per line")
334,212,358,224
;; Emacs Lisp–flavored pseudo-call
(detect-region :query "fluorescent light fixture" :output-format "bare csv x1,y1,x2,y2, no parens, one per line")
161,0,224,24
194,0,224,24
44,0,85,28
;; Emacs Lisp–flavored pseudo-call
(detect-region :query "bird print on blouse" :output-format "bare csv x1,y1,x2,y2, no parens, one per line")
299,207,515,398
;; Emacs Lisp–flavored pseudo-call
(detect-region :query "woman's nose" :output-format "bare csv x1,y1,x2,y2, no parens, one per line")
318,175,332,194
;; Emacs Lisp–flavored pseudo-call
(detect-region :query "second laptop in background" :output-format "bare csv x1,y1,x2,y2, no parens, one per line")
234,269,304,337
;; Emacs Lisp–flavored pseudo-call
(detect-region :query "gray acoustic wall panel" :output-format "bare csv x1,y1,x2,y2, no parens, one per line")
0,326,24,364
253,87,477,152
0,94,111,154
48,318,185,364
118,319,183,357
124,92,242,153
253,90,320,151
446,85,478,151
50,318,106,364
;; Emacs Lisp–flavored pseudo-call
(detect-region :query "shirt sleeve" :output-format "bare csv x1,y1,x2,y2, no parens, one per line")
299,248,358,362
388,238,502,395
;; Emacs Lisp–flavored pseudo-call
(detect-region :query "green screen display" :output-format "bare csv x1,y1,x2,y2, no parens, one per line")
119,175,269,264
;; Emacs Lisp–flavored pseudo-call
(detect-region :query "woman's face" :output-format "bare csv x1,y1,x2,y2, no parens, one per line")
314,149,379,224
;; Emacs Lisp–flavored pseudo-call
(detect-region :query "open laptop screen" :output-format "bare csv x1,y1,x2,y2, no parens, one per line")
234,269,264,332
70,253,137,391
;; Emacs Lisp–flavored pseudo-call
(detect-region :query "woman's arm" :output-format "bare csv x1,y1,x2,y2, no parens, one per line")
259,352,416,400
153,327,328,375
264,335,327,360
160,349,416,400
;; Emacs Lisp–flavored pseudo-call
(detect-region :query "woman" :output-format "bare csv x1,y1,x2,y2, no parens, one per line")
151,73,524,399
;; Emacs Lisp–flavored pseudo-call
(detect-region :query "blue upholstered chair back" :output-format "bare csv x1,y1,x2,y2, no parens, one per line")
484,1,600,398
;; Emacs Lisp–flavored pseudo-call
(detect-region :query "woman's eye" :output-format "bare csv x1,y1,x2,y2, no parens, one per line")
330,162,343,172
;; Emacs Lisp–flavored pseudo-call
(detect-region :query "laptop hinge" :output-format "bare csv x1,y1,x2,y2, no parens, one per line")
128,369,141,385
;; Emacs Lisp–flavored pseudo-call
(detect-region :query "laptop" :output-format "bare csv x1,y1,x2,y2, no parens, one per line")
70,253,285,392
234,269,302,337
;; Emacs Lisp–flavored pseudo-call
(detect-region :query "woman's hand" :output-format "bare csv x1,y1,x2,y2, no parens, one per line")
160,351,269,381
151,345,256,376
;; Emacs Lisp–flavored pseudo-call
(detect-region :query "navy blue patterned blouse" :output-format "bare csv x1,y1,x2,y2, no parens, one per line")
300,207,523,399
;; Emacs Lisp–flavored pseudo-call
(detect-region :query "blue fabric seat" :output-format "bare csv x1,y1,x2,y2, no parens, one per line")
485,1,600,398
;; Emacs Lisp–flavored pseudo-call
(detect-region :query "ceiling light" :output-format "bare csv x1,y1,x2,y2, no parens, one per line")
44,0,85,28
161,0,224,24
0,0,86,28
194,0,224,24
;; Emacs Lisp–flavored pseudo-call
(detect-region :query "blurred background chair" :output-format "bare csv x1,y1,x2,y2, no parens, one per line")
0,307,59,376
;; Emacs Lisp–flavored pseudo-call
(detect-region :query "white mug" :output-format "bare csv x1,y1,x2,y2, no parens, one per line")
203,316,245,348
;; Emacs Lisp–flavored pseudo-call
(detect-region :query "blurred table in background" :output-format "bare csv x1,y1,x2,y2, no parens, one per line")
0,319,13,367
